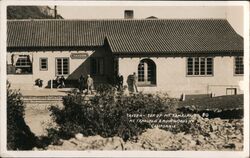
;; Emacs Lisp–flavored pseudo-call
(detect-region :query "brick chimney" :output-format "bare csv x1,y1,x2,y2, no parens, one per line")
124,10,134,19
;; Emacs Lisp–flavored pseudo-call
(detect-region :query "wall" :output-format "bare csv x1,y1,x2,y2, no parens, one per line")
7,47,114,88
119,56,243,98
7,50,244,97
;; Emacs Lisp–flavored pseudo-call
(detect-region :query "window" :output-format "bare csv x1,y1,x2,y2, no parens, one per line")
138,59,156,85
187,57,213,76
226,88,237,95
234,56,244,75
40,58,48,71
91,58,104,75
56,58,69,75
15,55,32,74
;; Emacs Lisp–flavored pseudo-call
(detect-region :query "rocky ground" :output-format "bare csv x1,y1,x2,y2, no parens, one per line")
34,115,243,151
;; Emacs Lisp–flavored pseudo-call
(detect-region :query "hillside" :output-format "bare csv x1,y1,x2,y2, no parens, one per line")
7,6,63,19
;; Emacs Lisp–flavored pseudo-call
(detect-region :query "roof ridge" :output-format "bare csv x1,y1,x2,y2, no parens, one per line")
7,18,227,22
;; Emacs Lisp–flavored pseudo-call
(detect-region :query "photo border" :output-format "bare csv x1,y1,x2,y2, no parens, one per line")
0,1,249,157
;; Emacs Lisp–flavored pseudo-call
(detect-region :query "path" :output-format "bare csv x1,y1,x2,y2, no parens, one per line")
21,88,70,136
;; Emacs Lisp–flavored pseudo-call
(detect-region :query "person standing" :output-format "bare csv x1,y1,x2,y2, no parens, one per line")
56,76,60,88
60,76,65,88
132,72,138,93
78,74,85,93
87,74,94,94
117,73,124,91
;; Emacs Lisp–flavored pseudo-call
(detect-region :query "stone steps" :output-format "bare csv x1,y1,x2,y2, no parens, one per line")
23,95,63,106
22,94,94,107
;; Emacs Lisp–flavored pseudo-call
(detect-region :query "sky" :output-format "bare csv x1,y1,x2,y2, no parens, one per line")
56,6,243,36
57,6,228,19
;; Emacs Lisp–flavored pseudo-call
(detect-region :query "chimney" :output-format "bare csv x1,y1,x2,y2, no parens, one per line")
54,6,57,19
124,10,134,19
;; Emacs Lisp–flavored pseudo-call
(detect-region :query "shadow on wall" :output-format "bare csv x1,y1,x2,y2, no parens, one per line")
46,52,114,88
46,56,91,88
67,57,90,80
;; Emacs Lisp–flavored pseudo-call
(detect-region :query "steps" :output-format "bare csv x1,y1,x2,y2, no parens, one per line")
22,94,94,110
23,95,63,107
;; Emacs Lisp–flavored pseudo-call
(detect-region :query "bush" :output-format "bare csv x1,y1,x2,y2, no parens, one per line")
48,85,179,144
95,84,115,94
7,81,37,150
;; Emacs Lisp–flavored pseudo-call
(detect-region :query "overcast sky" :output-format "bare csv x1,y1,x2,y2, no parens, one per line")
56,6,243,35
57,6,228,19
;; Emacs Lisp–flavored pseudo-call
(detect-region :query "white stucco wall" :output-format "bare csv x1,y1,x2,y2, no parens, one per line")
119,56,243,98
7,51,244,97
7,47,114,88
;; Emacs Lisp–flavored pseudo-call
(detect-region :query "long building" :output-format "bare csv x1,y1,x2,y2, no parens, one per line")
7,15,243,97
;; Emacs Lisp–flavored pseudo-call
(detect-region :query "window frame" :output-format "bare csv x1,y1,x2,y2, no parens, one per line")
90,57,104,76
226,88,237,95
39,58,48,71
186,57,214,77
15,55,33,74
234,56,244,76
137,59,157,86
55,57,69,76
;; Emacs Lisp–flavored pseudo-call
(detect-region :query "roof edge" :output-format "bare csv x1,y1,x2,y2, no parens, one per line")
7,18,228,22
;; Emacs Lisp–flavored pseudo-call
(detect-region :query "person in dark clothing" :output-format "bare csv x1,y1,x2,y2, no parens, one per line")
59,76,65,88
78,74,85,93
56,76,60,88
117,73,124,91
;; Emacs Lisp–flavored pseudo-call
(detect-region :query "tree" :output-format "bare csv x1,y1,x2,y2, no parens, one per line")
7,6,63,20
7,81,37,150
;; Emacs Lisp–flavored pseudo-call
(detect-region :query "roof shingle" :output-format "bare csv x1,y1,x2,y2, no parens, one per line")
7,19,243,53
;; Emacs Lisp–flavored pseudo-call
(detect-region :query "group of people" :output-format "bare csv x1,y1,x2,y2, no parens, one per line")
78,72,138,94
115,72,138,93
56,72,139,94
78,74,94,94
55,76,66,88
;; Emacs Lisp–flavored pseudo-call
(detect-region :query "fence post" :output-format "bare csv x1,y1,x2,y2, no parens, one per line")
182,93,185,101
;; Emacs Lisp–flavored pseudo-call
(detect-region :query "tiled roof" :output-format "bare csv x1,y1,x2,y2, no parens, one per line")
7,19,243,53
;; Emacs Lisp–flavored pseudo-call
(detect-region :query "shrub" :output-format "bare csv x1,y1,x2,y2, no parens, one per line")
48,85,179,144
95,83,114,94
7,81,37,150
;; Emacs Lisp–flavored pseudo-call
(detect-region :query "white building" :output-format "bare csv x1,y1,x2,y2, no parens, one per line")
7,16,243,98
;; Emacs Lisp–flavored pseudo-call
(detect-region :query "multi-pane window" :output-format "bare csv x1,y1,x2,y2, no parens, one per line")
15,55,32,74
234,56,244,75
40,58,48,71
56,58,69,75
138,59,156,85
91,58,104,75
187,57,213,76
138,62,145,82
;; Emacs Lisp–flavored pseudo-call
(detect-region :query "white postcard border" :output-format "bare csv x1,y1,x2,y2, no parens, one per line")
0,1,249,158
